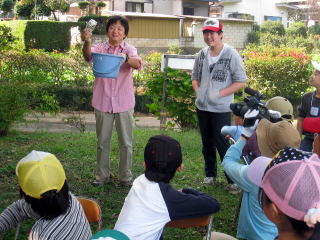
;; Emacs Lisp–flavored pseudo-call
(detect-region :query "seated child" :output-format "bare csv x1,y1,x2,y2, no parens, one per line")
222,109,301,240
247,147,320,240
114,135,220,240
0,150,92,239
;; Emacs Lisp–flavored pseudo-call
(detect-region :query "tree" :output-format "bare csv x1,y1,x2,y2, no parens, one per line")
1,0,15,17
96,1,105,16
15,2,34,18
35,0,52,17
15,0,69,20
287,8,301,22
78,1,90,16
43,0,70,20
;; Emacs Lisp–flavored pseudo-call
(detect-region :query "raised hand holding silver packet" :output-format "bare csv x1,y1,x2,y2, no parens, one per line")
85,19,97,33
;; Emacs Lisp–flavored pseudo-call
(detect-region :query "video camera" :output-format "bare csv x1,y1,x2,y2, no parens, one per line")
230,87,282,126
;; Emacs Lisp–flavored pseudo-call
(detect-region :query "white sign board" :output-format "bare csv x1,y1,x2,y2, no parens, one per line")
161,54,196,72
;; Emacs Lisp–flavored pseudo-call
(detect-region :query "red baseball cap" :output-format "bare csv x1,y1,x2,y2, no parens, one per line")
303,117,320,133
201,18,223,32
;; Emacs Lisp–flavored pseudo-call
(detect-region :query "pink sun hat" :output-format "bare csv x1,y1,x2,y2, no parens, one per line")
248,147,320,220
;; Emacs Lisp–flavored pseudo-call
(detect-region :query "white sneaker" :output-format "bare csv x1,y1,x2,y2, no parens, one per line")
227,183,242,194
203,177,215,185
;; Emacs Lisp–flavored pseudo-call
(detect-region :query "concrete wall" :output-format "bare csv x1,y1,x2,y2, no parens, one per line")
153,0,179,15
190,18,253,50
184,0,210,16
72,17,253,54
220,0,289,26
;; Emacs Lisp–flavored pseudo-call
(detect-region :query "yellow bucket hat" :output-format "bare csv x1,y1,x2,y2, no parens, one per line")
16,150,66,199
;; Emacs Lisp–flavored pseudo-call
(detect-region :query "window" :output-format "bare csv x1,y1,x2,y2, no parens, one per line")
183,7,194,15
210,6,222,18
126,2,144,13
264,16,282,21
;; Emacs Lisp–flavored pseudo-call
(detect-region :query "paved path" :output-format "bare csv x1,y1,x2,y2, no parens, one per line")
13,112,161,133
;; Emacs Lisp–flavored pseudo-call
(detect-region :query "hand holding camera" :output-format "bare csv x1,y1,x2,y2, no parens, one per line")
230,87,283,124
241,109,260,139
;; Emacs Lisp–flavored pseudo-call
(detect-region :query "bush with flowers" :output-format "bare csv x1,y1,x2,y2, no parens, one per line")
243,45,314,106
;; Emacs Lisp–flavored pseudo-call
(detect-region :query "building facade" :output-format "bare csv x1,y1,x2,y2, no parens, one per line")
211,0,301,27
106,0,212,16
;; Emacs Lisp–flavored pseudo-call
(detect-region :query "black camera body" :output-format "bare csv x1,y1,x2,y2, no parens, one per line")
230,87,282,126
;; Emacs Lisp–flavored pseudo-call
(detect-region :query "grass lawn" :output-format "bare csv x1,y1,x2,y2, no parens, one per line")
0,129,240,240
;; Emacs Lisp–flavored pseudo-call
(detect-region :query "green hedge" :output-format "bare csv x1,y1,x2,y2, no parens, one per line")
24,21,82,51
41,87,152,113
78,15,110,34
0,20,83,51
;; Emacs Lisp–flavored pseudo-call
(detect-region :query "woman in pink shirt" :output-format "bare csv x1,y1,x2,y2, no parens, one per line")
82,15,142,186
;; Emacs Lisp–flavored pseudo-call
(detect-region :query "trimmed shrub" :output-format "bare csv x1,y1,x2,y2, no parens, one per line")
38,87,152,113
0,20,82,51
243,45,313,106
0,49,151,113
78,15,109,34
0,49,93,87
24,21,81,51
287,21,308,37
260,20,285,36
96,2,106,7
78,1,90,10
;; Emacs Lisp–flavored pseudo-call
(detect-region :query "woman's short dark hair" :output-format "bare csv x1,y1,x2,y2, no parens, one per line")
106,15,129,37
21,181,70,220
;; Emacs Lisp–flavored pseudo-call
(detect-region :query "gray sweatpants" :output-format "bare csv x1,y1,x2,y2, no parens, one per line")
94,108,133,182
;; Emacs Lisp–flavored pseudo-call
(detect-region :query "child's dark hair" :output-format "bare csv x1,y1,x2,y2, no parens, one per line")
144,135,182,183
21,181,70,219
261,189,320,240
287,217,320,240
106,15,129,37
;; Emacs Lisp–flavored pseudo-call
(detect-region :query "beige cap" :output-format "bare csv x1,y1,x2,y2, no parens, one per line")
256,119,301,158
266,96,293,120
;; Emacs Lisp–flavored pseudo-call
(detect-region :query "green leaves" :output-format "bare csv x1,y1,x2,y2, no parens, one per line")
243,45,313,105
0,25,17,51
138,52,197,129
